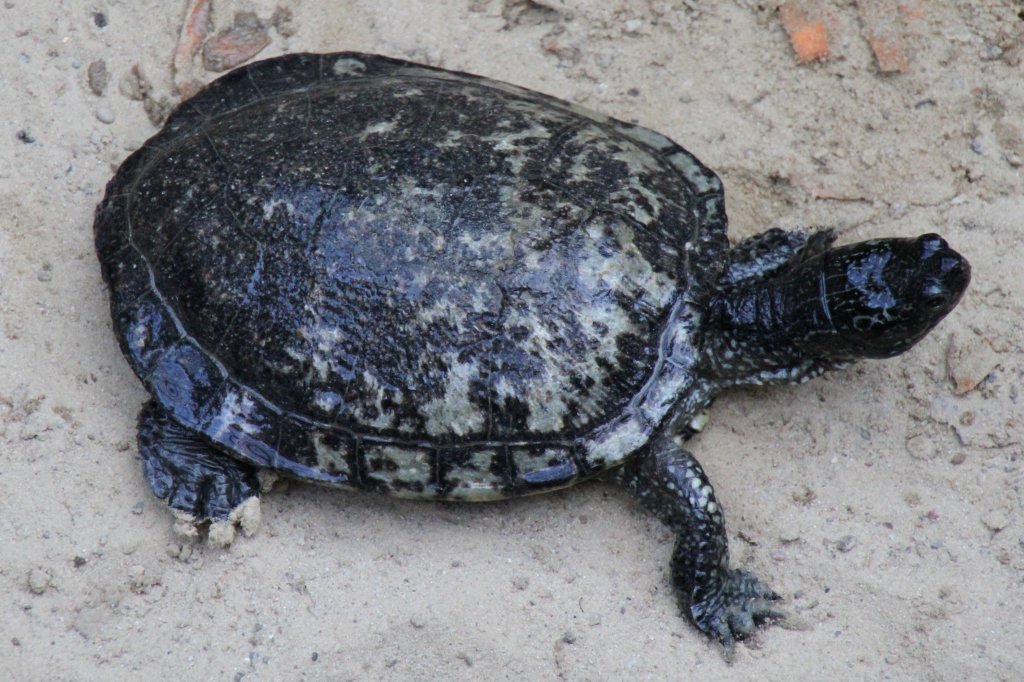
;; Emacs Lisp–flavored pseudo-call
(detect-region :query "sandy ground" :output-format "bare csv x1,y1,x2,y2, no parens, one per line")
2,1,1022,679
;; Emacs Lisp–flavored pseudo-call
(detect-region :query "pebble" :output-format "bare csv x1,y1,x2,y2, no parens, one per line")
27,567,51,595
95,108,115,124
946,332,1000,395
87,59,109,96
982,510,1009,532
905,433,937,460
836,535,857,553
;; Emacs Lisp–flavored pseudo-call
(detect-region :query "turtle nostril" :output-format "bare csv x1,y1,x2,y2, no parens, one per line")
918,234,948,260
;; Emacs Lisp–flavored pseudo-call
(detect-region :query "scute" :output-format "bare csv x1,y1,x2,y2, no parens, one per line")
95,52,728,496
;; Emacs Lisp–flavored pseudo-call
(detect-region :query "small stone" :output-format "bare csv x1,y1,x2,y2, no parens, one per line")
511,575,530,591
119,68,145,101
87,59,109,95
905,433,936,460
623,19,644,34
131,500,145,515
947,332,1000,395
888,201,908,219
982,510,1009,532
561,631,577,644
27,568,51,595
980,44,1003,61
96,108,115,124
836,535,857,553
791,486,816,505
949,451,967,466
72,556,87,568
409,615,427,629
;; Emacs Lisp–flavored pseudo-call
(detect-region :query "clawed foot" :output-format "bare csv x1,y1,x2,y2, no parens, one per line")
138,401,260,520
689,568,787,659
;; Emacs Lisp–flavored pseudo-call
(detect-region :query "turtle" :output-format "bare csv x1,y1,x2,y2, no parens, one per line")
94,52,970,651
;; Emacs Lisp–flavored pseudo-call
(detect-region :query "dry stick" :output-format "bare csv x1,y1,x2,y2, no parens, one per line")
172,0,212,99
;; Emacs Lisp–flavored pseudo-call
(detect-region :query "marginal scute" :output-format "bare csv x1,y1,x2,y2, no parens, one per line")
94,52,729,499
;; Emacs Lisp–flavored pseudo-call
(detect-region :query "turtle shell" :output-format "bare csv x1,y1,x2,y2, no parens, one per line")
95,53,729,499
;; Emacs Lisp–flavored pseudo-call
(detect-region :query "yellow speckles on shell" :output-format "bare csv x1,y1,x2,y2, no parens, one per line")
331,56,367,77
358,118,399,142
443,447,507,500
210,391,260,439
421,356,485,436
365,444,432,490
312,432,351,476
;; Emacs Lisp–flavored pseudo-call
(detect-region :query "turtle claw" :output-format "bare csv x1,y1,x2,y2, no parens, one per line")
689,568,785,658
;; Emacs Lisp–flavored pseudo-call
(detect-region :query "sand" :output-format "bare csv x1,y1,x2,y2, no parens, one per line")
1,1,1021,679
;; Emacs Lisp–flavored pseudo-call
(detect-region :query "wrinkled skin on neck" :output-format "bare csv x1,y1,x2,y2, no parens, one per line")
702,234,970,383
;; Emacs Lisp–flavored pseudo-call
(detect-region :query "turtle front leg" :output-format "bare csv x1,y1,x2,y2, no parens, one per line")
612,436,784,654
137,401,260,520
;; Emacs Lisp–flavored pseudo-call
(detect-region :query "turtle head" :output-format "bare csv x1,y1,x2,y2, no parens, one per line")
822,234,970,358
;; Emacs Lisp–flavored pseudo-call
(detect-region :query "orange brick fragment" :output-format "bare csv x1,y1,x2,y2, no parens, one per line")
779,2,831,63
856,0,910,73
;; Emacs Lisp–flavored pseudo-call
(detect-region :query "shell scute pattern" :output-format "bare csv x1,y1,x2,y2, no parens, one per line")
97,52,728,497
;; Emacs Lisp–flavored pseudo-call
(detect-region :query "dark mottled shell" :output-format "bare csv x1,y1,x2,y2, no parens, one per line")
95,53,729,499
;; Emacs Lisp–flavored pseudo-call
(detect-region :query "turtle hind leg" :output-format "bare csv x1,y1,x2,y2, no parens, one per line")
137,401,259,520
612,437,785,656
